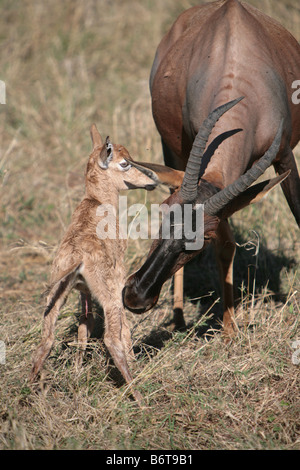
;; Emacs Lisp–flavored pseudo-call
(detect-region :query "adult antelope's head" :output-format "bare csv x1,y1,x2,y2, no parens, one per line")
122,98,289,314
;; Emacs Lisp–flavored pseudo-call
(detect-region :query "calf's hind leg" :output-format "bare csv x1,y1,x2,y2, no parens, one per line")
31,288,70,380
76,291,94,368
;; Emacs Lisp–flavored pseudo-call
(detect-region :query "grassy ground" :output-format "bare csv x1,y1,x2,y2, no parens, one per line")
0,0,299,450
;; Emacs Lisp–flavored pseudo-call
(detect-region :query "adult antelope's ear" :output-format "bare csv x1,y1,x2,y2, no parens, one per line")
125,159,184,189
90,124,103,149
220,171,291,219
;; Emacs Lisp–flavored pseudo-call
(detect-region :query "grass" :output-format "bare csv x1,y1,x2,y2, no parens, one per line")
0,0,299,450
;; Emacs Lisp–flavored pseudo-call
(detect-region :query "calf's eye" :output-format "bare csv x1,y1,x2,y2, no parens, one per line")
119,160,131,170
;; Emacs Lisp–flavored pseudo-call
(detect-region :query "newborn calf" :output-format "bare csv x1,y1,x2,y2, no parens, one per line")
30,124,159,402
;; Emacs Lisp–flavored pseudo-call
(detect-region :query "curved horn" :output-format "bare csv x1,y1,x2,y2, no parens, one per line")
204,119,284,216
180,97,244,202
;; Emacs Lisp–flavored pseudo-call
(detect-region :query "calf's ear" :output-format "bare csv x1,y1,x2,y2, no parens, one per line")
90,124,103,150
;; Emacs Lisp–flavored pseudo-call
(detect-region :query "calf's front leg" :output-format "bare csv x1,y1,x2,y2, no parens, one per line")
104,305,142,404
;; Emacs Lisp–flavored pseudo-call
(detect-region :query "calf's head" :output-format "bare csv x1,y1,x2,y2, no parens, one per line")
86,124,161,194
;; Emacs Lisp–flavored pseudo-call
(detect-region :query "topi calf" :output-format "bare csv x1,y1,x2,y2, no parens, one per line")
30,124,162,403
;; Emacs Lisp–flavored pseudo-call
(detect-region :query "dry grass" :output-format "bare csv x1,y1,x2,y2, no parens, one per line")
0,0,299,450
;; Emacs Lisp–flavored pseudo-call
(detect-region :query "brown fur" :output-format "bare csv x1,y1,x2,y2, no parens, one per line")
124,0,300,338
30,125,161,403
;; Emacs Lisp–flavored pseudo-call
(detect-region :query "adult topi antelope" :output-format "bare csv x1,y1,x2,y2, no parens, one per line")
122,0,300,337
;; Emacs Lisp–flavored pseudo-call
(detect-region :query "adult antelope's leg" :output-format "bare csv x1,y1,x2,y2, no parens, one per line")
161,144,187,332
214,220,236,340
76,291,94,368
273,147,300,227
171,268,186,330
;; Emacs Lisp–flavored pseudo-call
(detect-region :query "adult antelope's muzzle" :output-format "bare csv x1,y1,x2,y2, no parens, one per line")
123,238,182,313
122,273,159,314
